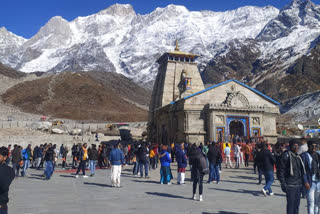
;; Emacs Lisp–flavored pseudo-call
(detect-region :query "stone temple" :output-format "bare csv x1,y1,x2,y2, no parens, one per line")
148,42,280,144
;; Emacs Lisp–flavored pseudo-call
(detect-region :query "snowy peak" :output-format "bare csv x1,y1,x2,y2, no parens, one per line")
98,4,136,17
0,27,26,46
24,16,72,49
283,0,311,10
282,0,320,26
0,27,8,34
258,0,320,41
154,4,189,15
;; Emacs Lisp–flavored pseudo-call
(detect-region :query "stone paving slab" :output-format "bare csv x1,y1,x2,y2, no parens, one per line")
8,164,307,214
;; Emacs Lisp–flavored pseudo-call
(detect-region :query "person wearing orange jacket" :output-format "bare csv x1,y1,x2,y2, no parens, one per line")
75,143,88,178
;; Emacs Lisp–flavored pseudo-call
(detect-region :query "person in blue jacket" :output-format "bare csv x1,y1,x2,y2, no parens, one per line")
160,144,172,185
175,142,187,184
109,142,124,187
21,144,32,177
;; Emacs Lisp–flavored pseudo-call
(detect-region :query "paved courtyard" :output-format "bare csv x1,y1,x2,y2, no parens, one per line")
9,163,307,214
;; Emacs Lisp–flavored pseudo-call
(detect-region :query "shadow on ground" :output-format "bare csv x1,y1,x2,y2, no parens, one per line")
30,174,43,177
210,187,262,196
83,182,112,188
221,179,259,185
59,175,76,178
230,175,257,180
132,179,160,184
209,187,286,197
227,170,252,174
203,212,249,214
28,176,44,180
145,192,191,200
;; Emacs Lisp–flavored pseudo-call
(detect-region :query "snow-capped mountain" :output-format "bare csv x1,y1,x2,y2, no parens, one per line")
0,3,279,85
256,0,320,76
0,27,26,66
0,0,320,98
202,0,320,101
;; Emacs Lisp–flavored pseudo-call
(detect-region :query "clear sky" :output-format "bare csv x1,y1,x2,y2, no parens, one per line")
1,0,319,39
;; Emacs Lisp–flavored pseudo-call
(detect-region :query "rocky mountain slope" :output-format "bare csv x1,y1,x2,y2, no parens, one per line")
1,71,150,122
281,90,320,123
0,62,26,79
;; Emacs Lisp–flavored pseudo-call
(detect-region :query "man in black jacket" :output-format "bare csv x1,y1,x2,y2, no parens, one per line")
0,146,15,214
278,140,310,214
138,143,149,178
256,142,275,196
207,142,222,184
11,145,22,177
254,144,263,185
88,144,98,177
44,144,54,180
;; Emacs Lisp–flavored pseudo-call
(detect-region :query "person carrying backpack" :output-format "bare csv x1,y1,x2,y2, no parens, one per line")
202,142,209,166
189,144,207,201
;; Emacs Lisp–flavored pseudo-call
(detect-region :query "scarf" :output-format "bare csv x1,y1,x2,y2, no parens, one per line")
297,144,308,155
289,151,306,176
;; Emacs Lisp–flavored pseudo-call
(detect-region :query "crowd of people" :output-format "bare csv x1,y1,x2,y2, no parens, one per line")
0,136,319,214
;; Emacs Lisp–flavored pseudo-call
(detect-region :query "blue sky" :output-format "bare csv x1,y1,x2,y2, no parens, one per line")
1,0,319,38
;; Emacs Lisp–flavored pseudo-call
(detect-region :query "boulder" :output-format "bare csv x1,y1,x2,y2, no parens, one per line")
30,122,52,131
96,128,120,136
51,128,65,134
70,129,82,135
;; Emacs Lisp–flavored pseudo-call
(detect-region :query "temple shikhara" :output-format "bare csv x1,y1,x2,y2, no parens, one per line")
148,41,280,144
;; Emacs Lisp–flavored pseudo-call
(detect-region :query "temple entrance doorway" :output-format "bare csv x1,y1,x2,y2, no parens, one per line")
229,121,244,138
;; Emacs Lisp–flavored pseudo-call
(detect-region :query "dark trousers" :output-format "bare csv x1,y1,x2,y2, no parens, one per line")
245,153,249,167
0,204,8,214
258,167,263,184
76,160,86,175
133,162,137,175
155,155,158,169
12,162,20,177
98,157,105,168
44,161,54,179
286,186,302,214
139,161,149,177
254,160,257,173
193,174,204,195
39,158,44,168
150,157,156,169
72,156,77,168
171,151,175,162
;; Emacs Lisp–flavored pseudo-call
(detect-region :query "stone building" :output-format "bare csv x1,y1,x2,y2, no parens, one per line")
148,42,280,144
